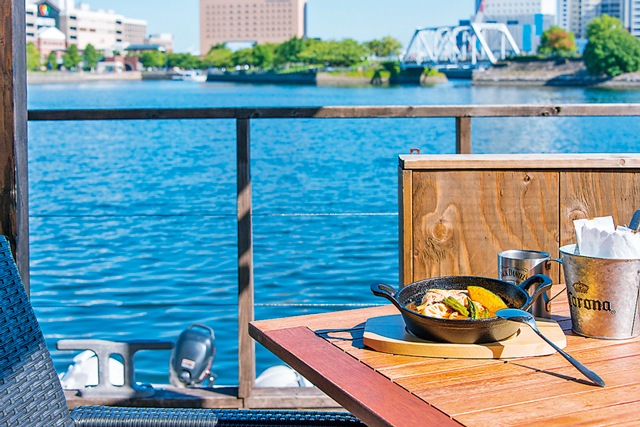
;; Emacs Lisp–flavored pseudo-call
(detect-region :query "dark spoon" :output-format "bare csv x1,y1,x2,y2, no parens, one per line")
495,308,605,387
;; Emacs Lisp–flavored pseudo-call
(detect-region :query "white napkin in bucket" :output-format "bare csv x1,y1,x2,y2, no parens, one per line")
575,216,640,259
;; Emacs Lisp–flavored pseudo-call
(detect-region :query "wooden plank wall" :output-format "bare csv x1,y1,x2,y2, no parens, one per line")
401,155,640,287
1,0,29,292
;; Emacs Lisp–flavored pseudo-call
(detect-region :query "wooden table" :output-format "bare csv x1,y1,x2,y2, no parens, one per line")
249,287,640,427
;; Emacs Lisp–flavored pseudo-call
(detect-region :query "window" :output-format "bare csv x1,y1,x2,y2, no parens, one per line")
70,35,77,39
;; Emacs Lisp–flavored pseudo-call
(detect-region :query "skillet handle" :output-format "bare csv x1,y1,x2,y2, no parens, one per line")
519,274,553,311
370,283,404,311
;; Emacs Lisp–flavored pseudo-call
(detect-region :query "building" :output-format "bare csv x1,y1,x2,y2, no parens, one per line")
478,0,640,49
27,0,150,53
26,0,60,44
199,0,307,54
557,0,630,38
627,0,640,37
477,0,557,53
147,33,175,53
36,25,67,59
123,17,147,46
57,4,125,50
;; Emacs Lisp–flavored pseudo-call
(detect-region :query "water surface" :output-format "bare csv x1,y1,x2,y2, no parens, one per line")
28,80,640,384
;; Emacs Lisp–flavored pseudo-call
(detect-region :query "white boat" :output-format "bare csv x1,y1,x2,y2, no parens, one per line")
172,70,207,82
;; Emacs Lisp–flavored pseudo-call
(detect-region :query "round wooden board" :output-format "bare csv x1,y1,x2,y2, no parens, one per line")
363,314,567,359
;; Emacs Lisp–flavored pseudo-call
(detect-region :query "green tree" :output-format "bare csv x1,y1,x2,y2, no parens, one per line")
166,52,202,70
583,14,640,76
298,38,368,67
202,45,233,68
83,44,99,71
26,42,41,71
231,48,255,67
538,26,576,57
46,51,57,70
62,44,81,70
274,36,304,65
251,43,273,68
139,50,166,69
366,36,402,58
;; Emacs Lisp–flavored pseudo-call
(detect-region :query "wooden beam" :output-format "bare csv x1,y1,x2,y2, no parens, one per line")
455,117,472,154
399,153,640,170
1,0,29,292
237,118,255,399
26,103,640,122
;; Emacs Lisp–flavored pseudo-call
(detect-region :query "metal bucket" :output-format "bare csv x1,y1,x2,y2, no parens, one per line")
560,244,640,339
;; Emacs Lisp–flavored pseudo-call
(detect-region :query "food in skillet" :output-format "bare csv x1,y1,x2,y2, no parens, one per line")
406,286,508,320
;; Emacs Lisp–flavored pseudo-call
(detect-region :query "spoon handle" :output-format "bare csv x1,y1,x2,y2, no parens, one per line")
532,328,606,387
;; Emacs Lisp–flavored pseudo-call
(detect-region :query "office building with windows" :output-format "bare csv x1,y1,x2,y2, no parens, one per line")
199,0,307,54
477,0,557,53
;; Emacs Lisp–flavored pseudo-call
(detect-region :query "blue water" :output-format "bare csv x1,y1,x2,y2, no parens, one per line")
27,79,640,385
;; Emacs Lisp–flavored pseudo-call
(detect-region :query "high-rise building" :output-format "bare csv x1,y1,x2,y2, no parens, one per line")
627,0,640,37
478,0,557,52
199,0,307,55
557,0,628,38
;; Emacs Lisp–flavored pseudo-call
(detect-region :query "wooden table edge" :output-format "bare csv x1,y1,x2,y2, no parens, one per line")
249,322,463,427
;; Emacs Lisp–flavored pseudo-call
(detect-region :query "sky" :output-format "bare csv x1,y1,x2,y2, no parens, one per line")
79,0,476,55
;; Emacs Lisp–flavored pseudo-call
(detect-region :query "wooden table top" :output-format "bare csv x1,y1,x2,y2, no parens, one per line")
249,286,640,427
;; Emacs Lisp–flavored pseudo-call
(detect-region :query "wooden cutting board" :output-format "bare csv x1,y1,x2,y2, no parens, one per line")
363,314,567,359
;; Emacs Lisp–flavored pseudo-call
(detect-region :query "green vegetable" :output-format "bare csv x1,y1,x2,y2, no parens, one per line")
443,297,469,317
468,299,478,320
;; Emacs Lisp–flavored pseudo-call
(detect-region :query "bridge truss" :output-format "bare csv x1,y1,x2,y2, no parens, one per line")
402,23,521,67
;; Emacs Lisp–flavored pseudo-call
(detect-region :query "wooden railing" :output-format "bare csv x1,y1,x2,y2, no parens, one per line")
27,103,640,404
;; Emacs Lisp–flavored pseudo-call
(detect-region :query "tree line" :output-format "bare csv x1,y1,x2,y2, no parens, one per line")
28,43,100,71
27,36,402,72
152,36,402,70
537,14,640,77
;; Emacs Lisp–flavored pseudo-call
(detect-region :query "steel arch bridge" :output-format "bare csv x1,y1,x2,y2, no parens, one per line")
401,23,521,68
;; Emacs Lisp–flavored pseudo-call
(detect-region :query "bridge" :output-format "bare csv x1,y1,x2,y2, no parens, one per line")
401,22,521,73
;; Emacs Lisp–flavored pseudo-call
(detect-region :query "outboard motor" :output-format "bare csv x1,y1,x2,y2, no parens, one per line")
169,324,216,388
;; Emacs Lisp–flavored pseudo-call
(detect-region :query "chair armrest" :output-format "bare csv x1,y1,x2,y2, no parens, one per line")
70,406,365,426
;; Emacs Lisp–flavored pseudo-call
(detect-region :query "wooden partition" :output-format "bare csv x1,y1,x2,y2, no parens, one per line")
399,154,640,287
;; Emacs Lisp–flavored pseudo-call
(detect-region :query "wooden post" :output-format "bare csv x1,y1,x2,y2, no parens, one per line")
1,0,29,293
237,118,255,399
455,116,472,154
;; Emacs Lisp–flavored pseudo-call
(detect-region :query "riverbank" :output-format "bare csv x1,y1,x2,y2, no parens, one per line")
27,71,172,84
473,58,640,87
27,69,449,86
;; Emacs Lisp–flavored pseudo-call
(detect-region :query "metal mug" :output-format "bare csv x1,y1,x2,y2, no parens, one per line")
498,250,561,318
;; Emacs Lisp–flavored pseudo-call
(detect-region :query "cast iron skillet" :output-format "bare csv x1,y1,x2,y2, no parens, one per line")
371,274,553,344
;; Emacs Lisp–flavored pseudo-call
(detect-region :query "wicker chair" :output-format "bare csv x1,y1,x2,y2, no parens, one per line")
0,236,364,427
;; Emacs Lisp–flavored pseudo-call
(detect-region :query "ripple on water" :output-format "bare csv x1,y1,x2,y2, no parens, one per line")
28,81,640,385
